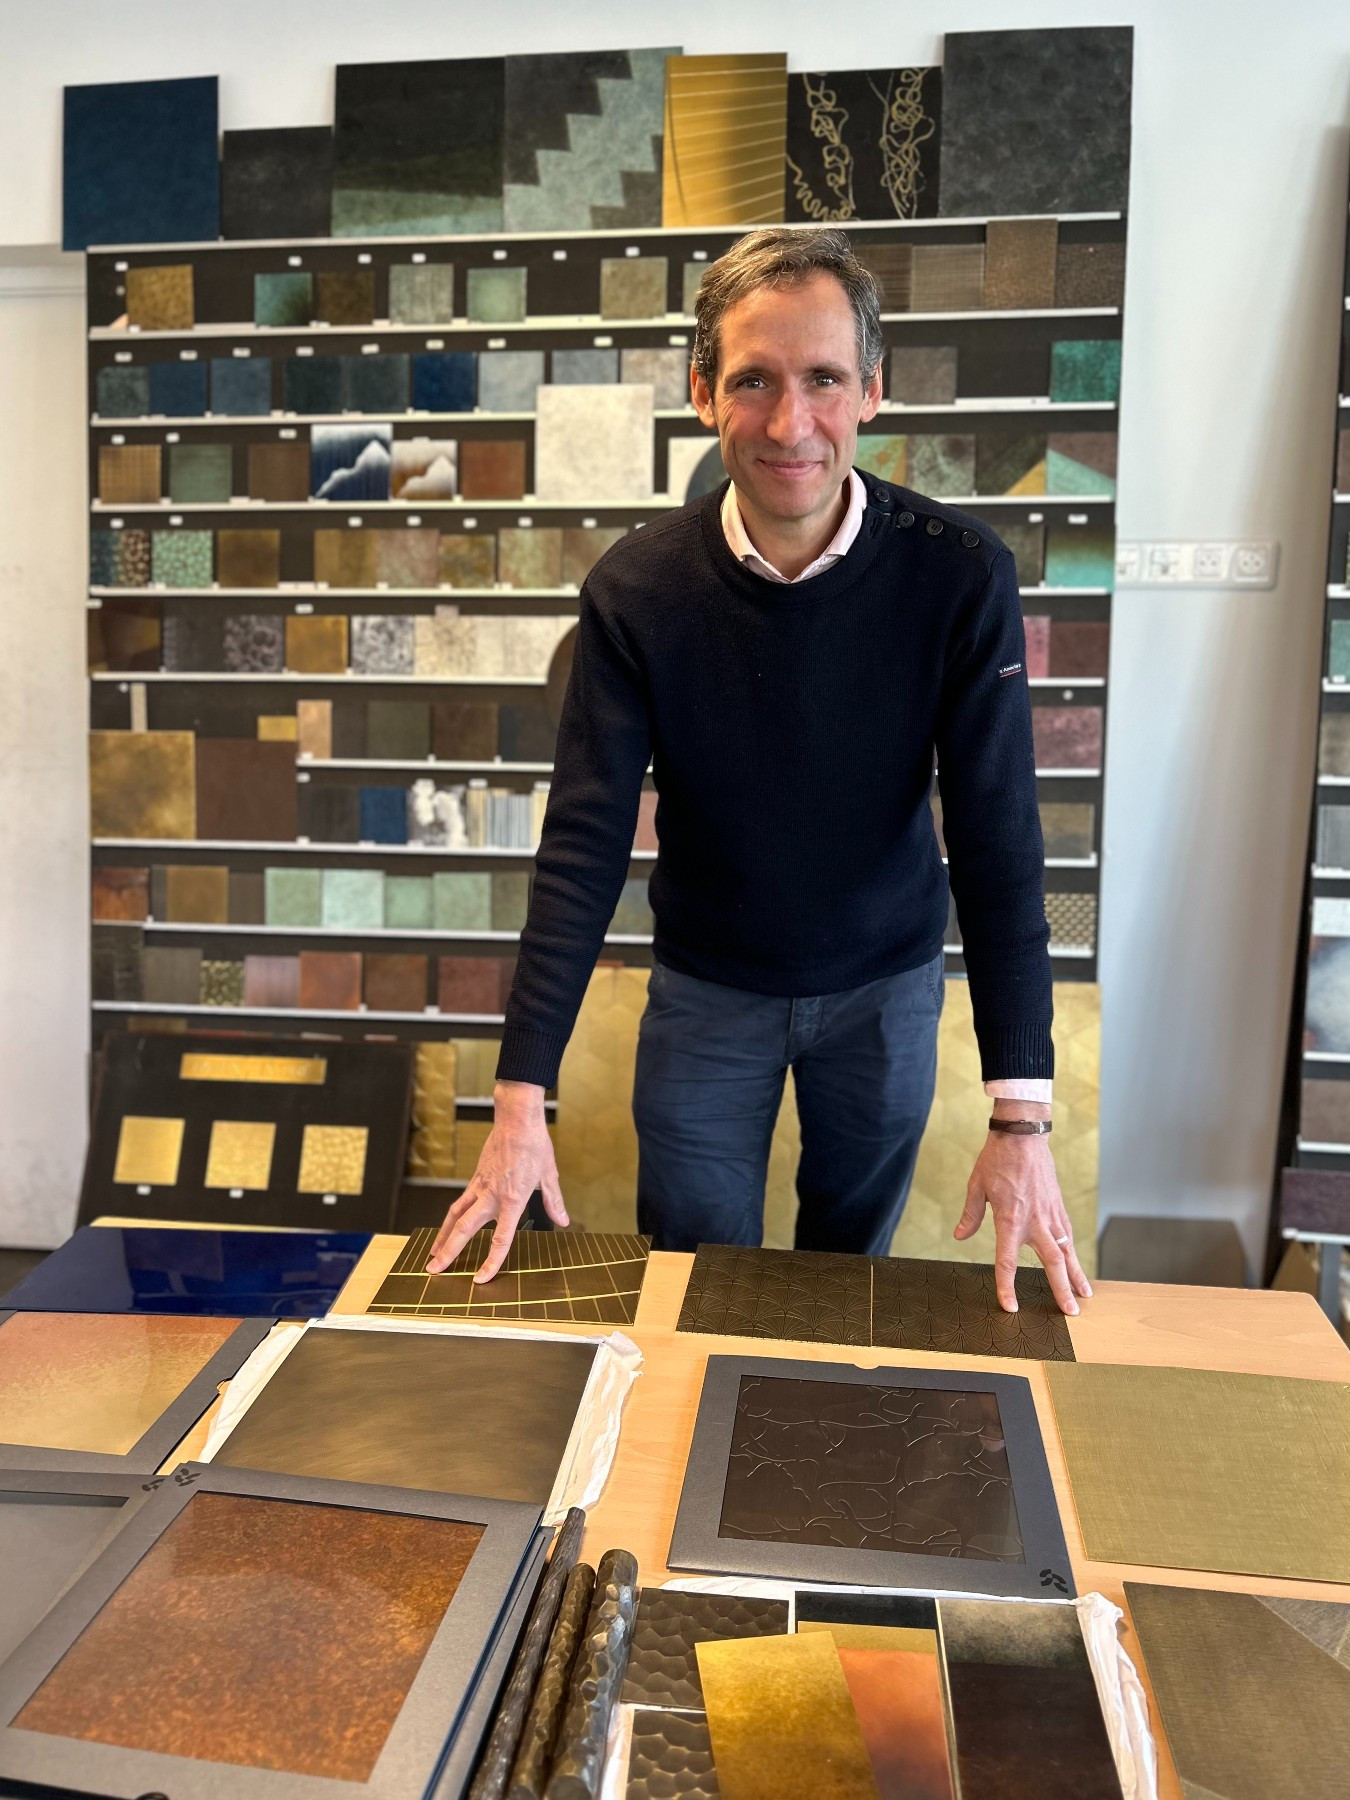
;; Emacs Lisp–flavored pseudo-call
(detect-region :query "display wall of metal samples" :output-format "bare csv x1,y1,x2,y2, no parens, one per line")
1277,153,1350,1282
81,32,1130,1235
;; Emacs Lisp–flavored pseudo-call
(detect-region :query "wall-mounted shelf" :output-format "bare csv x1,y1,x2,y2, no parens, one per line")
89,398,1121,429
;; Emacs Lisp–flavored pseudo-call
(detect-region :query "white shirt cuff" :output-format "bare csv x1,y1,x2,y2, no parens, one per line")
984,1079,1054,1102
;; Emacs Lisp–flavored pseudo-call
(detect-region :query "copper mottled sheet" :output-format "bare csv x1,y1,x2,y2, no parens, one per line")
677,1245,1074,1360
621,1590,789,1709
696,1630,880,1800
369,1227,650,1324
212,1327,597,1504
13,1490,481,1781
1047,1362,1350,1582
1125,1581,1350,1800
91,866,149,921
0,1313,239,1456
460,440,527,501
834,1644,954,1800
626,1709,721,1800
719,1375,1023,1560
89,730,197,841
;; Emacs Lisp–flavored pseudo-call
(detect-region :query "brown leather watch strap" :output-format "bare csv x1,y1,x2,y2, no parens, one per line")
987,1117,1053,1136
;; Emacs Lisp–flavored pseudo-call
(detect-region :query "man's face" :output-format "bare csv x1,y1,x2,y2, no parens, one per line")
692,270,882,528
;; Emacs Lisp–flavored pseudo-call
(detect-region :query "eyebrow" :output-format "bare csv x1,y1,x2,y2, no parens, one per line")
725,362,856,384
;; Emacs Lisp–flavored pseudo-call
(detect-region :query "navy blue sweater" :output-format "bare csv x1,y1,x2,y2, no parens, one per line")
497,475,1053,1088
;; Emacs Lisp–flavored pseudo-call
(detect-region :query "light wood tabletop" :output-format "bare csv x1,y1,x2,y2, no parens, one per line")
159,1233,1350,1800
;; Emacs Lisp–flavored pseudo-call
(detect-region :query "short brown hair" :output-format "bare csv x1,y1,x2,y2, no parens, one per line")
691,226,884,393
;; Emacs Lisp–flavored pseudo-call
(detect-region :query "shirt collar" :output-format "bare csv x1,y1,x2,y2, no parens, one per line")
720,468,868,584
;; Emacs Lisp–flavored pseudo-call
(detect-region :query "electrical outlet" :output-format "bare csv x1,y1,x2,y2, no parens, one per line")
1232,541,1279,584
1192,543,1227,582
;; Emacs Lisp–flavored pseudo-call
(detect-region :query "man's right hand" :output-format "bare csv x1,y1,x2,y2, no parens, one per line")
425,1080,568,1282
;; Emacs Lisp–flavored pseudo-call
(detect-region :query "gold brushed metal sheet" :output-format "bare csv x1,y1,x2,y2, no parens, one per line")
1048,1362,1350,1582
112,1116,185,1188
181,1054,328,1085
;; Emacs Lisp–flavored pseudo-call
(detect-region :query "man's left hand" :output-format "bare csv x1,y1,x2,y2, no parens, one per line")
953,1104,1092,1316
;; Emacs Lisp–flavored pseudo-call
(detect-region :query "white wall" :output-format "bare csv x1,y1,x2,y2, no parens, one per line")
0,1,1345,1261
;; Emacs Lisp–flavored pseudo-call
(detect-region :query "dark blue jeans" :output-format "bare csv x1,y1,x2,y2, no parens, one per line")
633,955,944,1254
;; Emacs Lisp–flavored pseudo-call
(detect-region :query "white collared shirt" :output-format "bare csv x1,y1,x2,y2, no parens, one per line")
719,470,1052,1106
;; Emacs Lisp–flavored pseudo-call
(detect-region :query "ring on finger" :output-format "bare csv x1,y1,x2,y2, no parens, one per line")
1054,1233,1071,1247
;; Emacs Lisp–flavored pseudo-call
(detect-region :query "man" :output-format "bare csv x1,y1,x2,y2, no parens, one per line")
429,227,1091,1317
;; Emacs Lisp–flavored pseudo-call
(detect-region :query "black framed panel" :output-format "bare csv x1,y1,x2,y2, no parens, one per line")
77,1029,413,1231
0,1470,154,1669
668,1354,1073,1599
0,1313,270,1475
0,1461,542,1800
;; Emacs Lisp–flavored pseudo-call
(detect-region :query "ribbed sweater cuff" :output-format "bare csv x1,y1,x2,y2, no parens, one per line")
495,1027,569,1091
978,1022,1055,1083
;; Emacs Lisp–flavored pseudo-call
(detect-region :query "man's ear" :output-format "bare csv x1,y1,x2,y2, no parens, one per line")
691,363,718,429
858,362,884,425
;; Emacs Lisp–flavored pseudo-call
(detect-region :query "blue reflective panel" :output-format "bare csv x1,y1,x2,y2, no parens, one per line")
2,1226,371,1320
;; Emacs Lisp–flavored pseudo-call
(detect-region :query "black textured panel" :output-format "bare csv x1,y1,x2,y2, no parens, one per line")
625,1710,719,1800
677,1247,1075,1362
720,1375,1023,1560
675,1247,872,1347
620,1592,789,1710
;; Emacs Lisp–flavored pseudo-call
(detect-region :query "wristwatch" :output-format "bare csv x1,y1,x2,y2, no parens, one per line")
987,1117,1053,1136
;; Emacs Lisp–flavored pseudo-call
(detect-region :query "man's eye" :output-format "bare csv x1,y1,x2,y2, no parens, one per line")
736,376,765,389
814,374,839,386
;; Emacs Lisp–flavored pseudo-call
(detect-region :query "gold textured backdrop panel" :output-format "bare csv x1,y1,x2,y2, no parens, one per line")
408,1041,458,1181
890,981,1098,1273
451,1038,502,1100
554,966,651,1231
547,972,1096,1260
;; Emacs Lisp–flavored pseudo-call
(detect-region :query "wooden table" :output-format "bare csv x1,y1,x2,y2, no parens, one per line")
176,1236,1350,1800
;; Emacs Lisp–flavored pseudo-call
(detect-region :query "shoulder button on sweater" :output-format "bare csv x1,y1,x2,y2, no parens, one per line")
926,517,944,536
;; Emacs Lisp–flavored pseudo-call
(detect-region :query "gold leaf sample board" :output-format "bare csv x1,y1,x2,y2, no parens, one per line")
369,1227,651,1325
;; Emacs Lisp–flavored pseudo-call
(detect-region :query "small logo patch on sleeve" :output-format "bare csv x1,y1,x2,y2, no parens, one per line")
999,661,1023,679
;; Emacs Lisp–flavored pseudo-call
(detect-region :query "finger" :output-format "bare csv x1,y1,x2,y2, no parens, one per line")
1060,1235,1093,1300
993,1214,1022,1313
540,1166,569,1230
426,1184,482,1270
475,1206,524,1284
1030,1228,1079,1316
430,1193,497,1273
953,1178,987,1242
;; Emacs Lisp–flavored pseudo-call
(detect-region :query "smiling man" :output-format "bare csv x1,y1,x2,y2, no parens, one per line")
429,226,1090,1317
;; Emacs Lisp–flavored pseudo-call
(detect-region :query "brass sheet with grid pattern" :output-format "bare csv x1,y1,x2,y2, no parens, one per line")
369,1227,650,1324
